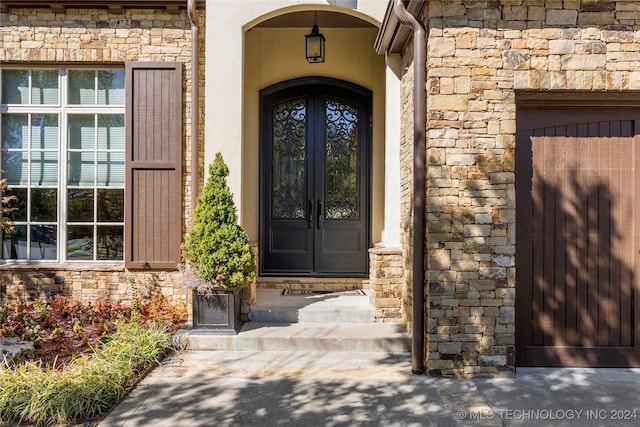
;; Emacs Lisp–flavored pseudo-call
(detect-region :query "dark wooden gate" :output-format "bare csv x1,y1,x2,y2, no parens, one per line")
516,95,640,367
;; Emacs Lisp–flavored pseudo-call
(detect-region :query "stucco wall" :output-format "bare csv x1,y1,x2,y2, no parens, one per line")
242,26,386,242
404,0,640,377
204,1,390,235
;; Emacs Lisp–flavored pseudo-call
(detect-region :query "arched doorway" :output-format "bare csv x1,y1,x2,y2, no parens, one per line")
259,78,371,276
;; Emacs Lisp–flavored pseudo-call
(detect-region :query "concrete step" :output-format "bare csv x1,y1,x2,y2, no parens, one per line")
178,288,410,354
248,289,375,324
159,350,413,379
175,322,411,353
256,277,368,290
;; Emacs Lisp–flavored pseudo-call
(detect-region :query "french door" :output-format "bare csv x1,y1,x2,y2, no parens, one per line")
259,78,370,276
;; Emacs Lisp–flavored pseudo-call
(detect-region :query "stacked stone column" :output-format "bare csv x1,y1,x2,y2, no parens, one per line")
397,0,640,377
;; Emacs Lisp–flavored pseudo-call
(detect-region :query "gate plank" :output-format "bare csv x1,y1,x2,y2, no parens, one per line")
554,126,567,346
564,124,579,347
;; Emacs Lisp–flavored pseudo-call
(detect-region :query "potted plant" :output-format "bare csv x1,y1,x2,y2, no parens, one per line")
181,153,256,333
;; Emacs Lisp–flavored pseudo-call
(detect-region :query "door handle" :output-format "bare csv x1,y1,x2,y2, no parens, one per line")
317,199,323,229
307,200,313,229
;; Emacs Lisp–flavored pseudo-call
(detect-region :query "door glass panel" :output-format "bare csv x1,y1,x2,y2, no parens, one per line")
325,100,359,219
272,99,307,219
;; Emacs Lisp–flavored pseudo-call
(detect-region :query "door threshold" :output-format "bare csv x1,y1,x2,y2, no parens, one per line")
256,277,369,291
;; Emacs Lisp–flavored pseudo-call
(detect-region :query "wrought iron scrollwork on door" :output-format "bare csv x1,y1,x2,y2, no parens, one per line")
325,100,359,220
272,99,307,219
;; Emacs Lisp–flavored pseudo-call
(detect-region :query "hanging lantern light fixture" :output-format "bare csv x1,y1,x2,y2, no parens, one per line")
305,12,326,63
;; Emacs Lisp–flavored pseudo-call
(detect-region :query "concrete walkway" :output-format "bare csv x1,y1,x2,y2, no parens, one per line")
98,350,640,427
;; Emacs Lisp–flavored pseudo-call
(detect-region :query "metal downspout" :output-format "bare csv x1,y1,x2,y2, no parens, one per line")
393,0,426,375
187,0,200,213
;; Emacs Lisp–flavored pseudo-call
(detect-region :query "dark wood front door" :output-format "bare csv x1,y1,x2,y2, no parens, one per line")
259,78,370,276
516,96,640,367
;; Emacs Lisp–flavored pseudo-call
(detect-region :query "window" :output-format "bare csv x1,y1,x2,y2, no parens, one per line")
1,62,182,268
1,67,125,261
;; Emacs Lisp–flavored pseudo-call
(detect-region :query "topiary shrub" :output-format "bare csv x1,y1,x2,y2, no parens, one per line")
181,153,256,293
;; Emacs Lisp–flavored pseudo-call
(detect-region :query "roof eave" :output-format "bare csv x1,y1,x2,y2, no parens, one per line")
374,0,426,55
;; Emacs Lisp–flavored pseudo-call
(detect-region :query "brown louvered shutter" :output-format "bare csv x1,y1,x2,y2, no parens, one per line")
125,62,182,269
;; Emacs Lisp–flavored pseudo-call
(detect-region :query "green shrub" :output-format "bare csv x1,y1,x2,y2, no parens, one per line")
182,152,256,289
0,321,173,426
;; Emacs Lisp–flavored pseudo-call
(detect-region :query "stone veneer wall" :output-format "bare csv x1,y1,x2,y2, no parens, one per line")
1,267,186,307
0,7,205,312
399,40,418,335
409,0,640,377
368,247,404,322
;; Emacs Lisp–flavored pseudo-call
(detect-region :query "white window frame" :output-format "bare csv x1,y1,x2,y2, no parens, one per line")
1,66,125,263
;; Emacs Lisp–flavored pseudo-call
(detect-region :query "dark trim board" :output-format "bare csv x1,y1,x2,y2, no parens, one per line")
1,0,206,13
